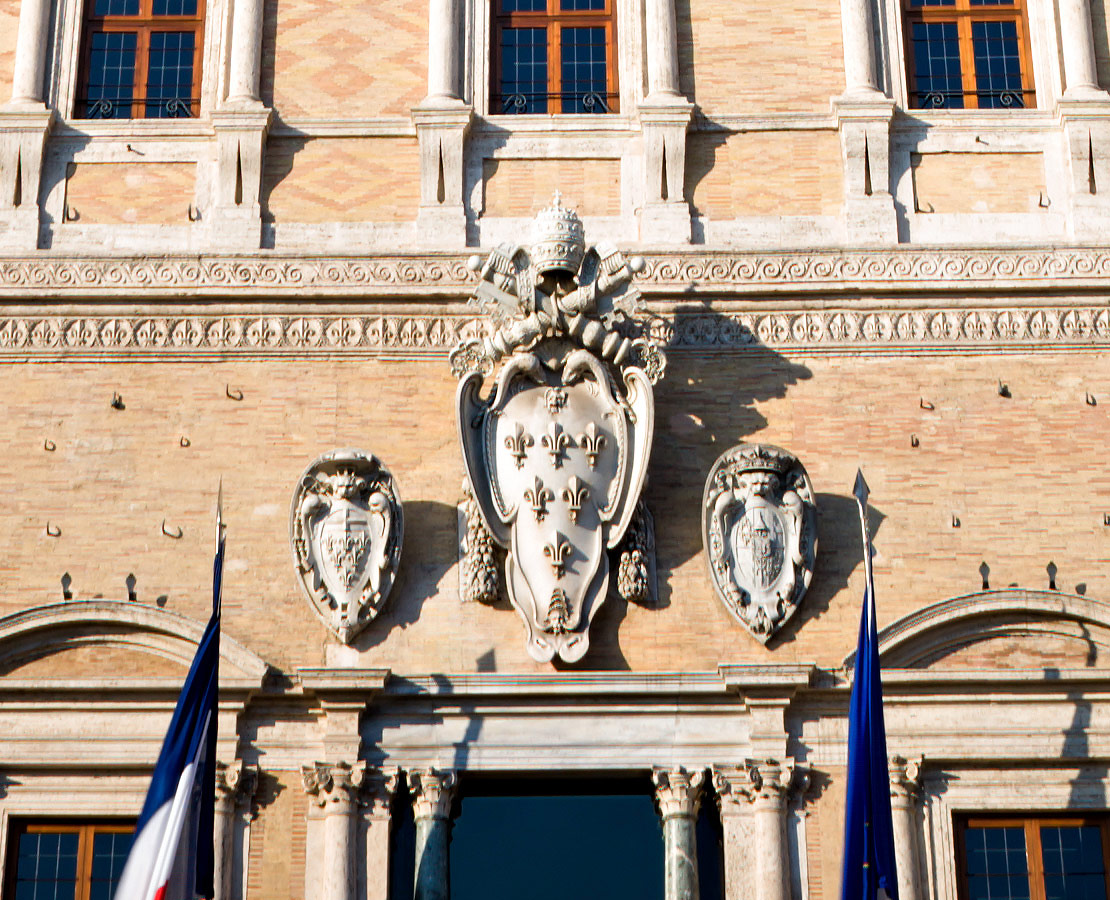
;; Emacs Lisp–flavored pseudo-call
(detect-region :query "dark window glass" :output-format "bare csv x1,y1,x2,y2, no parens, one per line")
501,0,546,10
971,19,1025,107
969,0,1015,5
85,31,137,118
6,825,135,900
13,832,80,900
88,831,133,900
561,0,607,9
449,778,664,900
964,826,1030,900
94,0,139,15
696,784,725,900
500,27,548,113
911,21,964,108
388,779,416,900
560,26,608,112
1042,826,1109,900
145,31,196,117
909,0,957,6
152,0,199,14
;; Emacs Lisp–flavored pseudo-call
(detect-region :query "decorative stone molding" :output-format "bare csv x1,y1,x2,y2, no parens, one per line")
0,305,1109,362
214,760,258,900
215,759,258,814
702,444,817,643
302,761,367,813
713,759,805,809
889,754,923,801
290,449,404,643
360,767,400,817
10,247,1110,298
454,197,664,662
652,766,705,819
889,755,925,900
408,768,457,821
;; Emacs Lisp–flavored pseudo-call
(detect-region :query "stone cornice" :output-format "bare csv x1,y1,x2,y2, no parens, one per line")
0,304,1106,360
4,247,1110,299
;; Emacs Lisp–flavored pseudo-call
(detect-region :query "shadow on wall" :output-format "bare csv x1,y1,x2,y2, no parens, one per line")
351,500,460,654
1058,624,1107,809
568,309,814,668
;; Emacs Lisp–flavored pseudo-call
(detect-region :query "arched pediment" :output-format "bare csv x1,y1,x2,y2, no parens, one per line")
845,590,1110,670
0,600,270,682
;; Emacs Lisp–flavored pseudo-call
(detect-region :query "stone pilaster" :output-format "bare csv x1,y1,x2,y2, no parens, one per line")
303,762,366,900
889,755,923,900
715,760,801,900
410,768,457,900
213,760,258,900
834,98,896,245
638,103,694,244
653,767,705,900
411,105,472,248
360,768,400,900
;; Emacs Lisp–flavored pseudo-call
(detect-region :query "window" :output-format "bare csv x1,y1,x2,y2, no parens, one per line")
3,821,134,900
957,815,1110,900
904,0,1034,109
76,0,204,119
492,0,618,114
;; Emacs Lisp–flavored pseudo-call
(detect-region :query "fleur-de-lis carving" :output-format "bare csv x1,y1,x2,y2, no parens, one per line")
561,476,589,523
577,422,606,468
543,532,572,578
523,476,554,521
504,423,534,469
541,422,571,467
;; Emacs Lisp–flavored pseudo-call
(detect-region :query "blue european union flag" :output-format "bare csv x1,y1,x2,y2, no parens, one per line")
840,471,898,900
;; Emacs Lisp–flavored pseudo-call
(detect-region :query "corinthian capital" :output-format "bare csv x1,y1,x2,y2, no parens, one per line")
889,755,923,801
361,767,400,816
713,759,803,809
302,761,366,811
409,768,457,820
215,759,258,814
652,766,705,819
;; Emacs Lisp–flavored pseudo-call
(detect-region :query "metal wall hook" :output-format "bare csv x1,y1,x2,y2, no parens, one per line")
126,572,137,602
1047,561,1058,591
180,436,191,447
951,515,961,528
43,438,56,451
1086,392,1097,406
979,561,990,590
45,521,61,537
1104,513,1110,526
188,204,200,222
997,380,1011,398
919,398,935,411
63,204,79,222
61,572,72,601
226,384,243,401
161,519,183,539
110,392,125,410
910,434,920,448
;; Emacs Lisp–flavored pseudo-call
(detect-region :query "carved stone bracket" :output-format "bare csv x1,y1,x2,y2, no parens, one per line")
302,761,367,814
409,768,457,821
652,766,705,819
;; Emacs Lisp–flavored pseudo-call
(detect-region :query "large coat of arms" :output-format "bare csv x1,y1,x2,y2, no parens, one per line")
289,449,404,643
702,444,817,642
453,194,665,663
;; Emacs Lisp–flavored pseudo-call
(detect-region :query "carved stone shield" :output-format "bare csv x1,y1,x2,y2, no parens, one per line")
702,444,817,642
459,349,654,662
289,449,403,643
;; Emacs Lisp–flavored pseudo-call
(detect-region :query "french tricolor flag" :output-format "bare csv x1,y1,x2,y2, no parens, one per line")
115,508,224,900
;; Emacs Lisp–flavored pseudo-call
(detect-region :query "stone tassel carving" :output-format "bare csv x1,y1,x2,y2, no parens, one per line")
653,767,705,900
453,194,666,662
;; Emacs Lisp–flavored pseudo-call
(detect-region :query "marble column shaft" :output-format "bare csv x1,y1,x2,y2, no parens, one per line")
426,0,463,100
839,0,881,95
227,0,266,103
303,762,366,900
410,768,457,900
889,756,923,900
213,760,257,900
10,0,51,105
1060,0,1102,96
645,0,682,98
653,767,704,900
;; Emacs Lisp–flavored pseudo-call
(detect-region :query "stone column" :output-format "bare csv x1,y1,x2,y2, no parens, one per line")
426,0,462,102
889,756,923,900
653,767,704,900
213,760,258,900
645,0,681,100
303,762,366,900
10,0,50,107
1060,0,1105,99
226,0,267,106
360,768,399,900
410,768,457,900
839,0,881,98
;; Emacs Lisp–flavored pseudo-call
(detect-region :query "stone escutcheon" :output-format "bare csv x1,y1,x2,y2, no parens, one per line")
702,444,817,642
454,194,665,663
290,449,403,643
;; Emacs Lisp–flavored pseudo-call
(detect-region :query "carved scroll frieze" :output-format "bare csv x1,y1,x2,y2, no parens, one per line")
455,195,665,662
703,444,817,643
290,449,403,643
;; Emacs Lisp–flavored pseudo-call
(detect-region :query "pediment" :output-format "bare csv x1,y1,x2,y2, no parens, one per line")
0,600,270,683
847,590,1110,670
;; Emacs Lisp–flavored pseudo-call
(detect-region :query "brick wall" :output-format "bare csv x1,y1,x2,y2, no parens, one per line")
686,131,844,216
482,158,623,217
0,2,17,104
63,163,196,225
261,137,420,223
912,152,1047,214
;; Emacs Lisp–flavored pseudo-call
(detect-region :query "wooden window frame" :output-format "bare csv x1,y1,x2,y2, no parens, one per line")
3,820,135,900
956,814,1110,900
76,0,205,119
491,0,619,115
903,0,1035,109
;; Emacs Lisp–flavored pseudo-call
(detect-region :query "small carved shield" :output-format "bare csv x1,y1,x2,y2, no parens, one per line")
289,449,403,643
702,444,817,642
